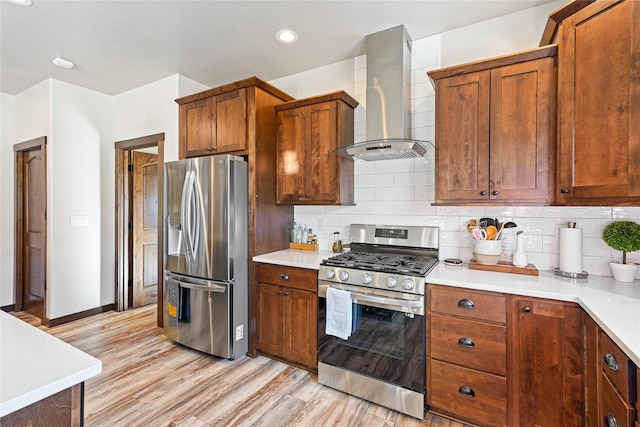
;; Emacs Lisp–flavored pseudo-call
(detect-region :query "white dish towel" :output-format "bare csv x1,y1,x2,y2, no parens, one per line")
325,287,352,340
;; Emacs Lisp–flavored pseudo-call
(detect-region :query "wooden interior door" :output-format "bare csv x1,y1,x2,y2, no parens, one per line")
15,139,47,319
131,151,158,308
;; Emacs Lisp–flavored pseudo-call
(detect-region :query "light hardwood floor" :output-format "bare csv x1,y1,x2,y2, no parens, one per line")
10,306,470,427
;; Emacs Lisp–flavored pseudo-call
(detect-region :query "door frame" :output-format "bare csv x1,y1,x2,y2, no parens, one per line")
114,133,164,327
14,136,47,316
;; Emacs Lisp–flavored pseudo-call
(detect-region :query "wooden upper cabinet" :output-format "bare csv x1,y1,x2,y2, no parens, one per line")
428,46,557,205
179,88,247,158
556,0,640,205
556,1,640,205
276,91,357,205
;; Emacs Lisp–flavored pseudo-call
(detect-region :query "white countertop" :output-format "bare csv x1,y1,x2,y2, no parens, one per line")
253,249,640,366
0,311,102,417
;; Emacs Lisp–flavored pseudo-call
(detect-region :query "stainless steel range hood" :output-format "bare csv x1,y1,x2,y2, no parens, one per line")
342,25,433,161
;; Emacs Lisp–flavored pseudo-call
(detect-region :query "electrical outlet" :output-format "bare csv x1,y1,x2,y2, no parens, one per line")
235,324,244,341
318,217,326,231
70,215,89,227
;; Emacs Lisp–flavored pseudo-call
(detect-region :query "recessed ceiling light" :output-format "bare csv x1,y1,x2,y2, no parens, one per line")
7,0,33,5
276,29,298,44
52,57,75,69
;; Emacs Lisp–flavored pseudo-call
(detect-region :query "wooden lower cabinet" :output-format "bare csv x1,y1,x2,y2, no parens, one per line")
428,285,585,427
511,297,583,427
255,263,317,371
430,360,507,427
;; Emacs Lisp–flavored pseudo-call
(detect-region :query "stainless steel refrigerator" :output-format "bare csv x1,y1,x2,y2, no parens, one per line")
164,154,248,359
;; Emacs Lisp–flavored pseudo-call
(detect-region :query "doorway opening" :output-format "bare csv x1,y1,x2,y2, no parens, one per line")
114,133,164,327
14,137,47,322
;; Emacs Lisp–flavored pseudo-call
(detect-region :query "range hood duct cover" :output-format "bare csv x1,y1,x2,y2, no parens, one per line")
343,25,433,161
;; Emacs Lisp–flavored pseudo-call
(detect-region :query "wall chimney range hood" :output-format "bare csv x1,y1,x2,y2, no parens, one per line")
341,25,433,161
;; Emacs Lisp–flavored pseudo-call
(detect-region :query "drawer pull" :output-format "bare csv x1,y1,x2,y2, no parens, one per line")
603,353,619,371
457,337,475,348
280,273,289,280
458,385,475,398
605,413,618,427
457,299,475,309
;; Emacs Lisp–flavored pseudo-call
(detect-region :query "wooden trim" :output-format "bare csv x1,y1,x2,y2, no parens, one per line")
539,0,597,46
275,90,359,111
114,133,165,327
1,304,16,312
13,136,46,152
14,137,47,318
175,76,294,105
43,304,114,327
427,45,557,82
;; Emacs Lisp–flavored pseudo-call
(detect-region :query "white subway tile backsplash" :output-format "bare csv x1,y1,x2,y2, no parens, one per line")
290,32,630,279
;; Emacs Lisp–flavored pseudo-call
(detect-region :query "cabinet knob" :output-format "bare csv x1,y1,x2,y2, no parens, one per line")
280,273,289,280
305,194,310,199
560,188,569,194
492,190,499,196
457,299,475,309
605,413,618,427
523,306,531,313
277,290,283,295
479,190,487,196
603,353,619,371
458,385,475,398
298,194,304,199
457,337,475,348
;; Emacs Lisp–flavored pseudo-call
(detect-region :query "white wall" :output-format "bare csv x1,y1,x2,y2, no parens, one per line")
283,3,636,279
269,59,356,100
48,80,113,318
441,0,565,67
0,93,16,306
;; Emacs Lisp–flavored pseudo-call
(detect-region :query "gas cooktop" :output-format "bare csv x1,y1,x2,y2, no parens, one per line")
321,251,438,277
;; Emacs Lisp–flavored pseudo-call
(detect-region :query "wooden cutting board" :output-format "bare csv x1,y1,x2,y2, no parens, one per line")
469,260,539,276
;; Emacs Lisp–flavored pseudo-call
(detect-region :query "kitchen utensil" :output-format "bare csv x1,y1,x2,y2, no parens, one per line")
472,227,487,240
485,225,498,240
495,222,505,240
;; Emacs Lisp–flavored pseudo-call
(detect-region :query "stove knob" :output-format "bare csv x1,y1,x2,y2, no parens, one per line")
362,273,373,285
403,279,415,290
339,271,350,282
325,269,336,280
386,277,397,288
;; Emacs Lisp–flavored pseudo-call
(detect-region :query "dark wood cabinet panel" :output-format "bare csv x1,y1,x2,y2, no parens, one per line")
180,99,212,158
429,46,556,205
601,373,636,427
430,360,507,427
212,88,247,153
276,91,357,205
512,297,583,427
556,0,640,204
583,311,600,427
255,263,317,371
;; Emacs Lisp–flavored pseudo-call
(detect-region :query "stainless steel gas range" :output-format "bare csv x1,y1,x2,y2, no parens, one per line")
317,224,439,419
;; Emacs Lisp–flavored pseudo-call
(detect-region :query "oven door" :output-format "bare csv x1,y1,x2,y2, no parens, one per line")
317,280,426,393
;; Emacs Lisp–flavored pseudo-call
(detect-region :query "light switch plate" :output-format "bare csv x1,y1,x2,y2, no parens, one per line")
235,324,244,341
70,215,89,227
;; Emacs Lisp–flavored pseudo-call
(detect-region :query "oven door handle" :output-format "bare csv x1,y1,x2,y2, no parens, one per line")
318,283,424,313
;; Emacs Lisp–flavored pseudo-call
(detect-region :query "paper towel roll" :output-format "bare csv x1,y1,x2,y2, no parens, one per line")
559,227,583,273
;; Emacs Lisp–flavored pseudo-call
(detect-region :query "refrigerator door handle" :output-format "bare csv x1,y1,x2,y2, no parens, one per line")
178,281,227,293
180,170,194,262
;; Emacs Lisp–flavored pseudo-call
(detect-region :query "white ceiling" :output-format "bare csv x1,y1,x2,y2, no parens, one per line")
1,0,554,96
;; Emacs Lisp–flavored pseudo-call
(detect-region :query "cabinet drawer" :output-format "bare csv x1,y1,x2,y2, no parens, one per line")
601,373,636,427
600,330,636,402
255,263,317,292
429,360,507,427
430,314,507,376
430,285,506,323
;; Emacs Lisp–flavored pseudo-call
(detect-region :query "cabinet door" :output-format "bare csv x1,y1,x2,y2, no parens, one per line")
435,71,490,202
306,101,340,203
490,57,554,202
181,99,213,158
256,283,284,356
212,89,247,153
283,288,317,368
276,108,306,203
513,298,583,427
557,0,640,203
